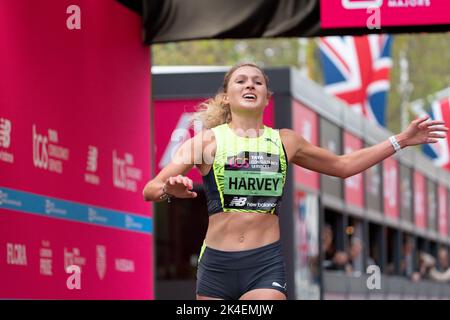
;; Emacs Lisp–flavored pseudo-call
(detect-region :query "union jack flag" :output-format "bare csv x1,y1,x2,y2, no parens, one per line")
318,35,393,126
418,93,450,171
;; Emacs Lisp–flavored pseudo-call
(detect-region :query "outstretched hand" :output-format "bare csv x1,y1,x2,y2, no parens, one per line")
164,175,197,199
399,115,448,147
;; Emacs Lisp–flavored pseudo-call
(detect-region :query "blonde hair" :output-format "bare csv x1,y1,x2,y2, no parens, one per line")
192,62,271,129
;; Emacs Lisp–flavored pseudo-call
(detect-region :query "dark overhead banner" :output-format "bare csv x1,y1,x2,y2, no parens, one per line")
118,0,450,44
321,0,450,29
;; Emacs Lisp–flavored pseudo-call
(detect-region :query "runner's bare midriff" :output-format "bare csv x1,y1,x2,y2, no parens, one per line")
204,211,280,251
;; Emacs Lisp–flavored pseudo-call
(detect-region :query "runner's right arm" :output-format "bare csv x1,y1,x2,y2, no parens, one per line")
142,129,213,201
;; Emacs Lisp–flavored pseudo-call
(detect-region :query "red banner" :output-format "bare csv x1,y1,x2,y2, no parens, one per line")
383,157,399,219
292,100,319,191
414,171,427,229
0,0,152,299
438,185,449,236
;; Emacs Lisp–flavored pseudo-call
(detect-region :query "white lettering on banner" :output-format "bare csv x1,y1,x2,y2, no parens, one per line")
0,190,22,208
40,240,53,276
384,167,397,207
115,259,135,273
342,0,431,10
85,145,100,185
0,151,14,163
125,215,143,230
32,125,69,173
87,208,108,223
6,243,27,266
387,0,431,8
96,245,107,280
112,150,142,192
33,125,49,169
48,129,58,143
113,150,126,188
86,146,98,172
84,173,100,185
45,199,67,216
342,0,383,9
0,118,14,163
64,247,86,273
48,144,69,160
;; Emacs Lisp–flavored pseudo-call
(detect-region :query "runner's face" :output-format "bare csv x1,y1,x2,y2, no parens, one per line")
224,66,269,112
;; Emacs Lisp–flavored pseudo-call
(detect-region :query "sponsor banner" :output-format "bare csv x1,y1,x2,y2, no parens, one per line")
0,210,151,299
0,187,152,234
0,1,152,298
383,157,399,219
399,164,413,222
321,119,343,199
0,2,150,215
365,143,382,212
154,99,274,184
321,0,450,29
344,132,364,208
427,180,437,231
292,100,320,191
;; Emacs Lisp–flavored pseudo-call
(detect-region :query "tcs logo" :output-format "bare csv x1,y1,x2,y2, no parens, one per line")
229,156,249,168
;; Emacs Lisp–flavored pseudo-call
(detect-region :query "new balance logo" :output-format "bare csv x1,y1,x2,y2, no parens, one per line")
272,282,287,290
229,197,247,207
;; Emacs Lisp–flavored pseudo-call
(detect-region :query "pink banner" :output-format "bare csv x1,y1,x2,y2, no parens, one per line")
292,100,320,191
414,171,427,229
154,99,274,184
0,0,153,298
438,185,448,236
0,211,151,299
383,157,399,219
344,132,364,208
321,0,450,28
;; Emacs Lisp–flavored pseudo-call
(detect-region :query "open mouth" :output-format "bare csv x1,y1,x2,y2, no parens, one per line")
242,93,257,101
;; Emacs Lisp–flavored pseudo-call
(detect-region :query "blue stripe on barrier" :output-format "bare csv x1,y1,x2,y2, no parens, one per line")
0,187,152,234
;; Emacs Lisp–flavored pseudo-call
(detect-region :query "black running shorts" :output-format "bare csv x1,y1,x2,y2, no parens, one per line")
196,240,287,300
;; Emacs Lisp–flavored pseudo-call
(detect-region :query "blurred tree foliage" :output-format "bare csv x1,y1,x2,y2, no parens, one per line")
152,34,449,134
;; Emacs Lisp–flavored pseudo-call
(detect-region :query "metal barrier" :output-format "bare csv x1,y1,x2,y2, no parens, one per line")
323,271,450,300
